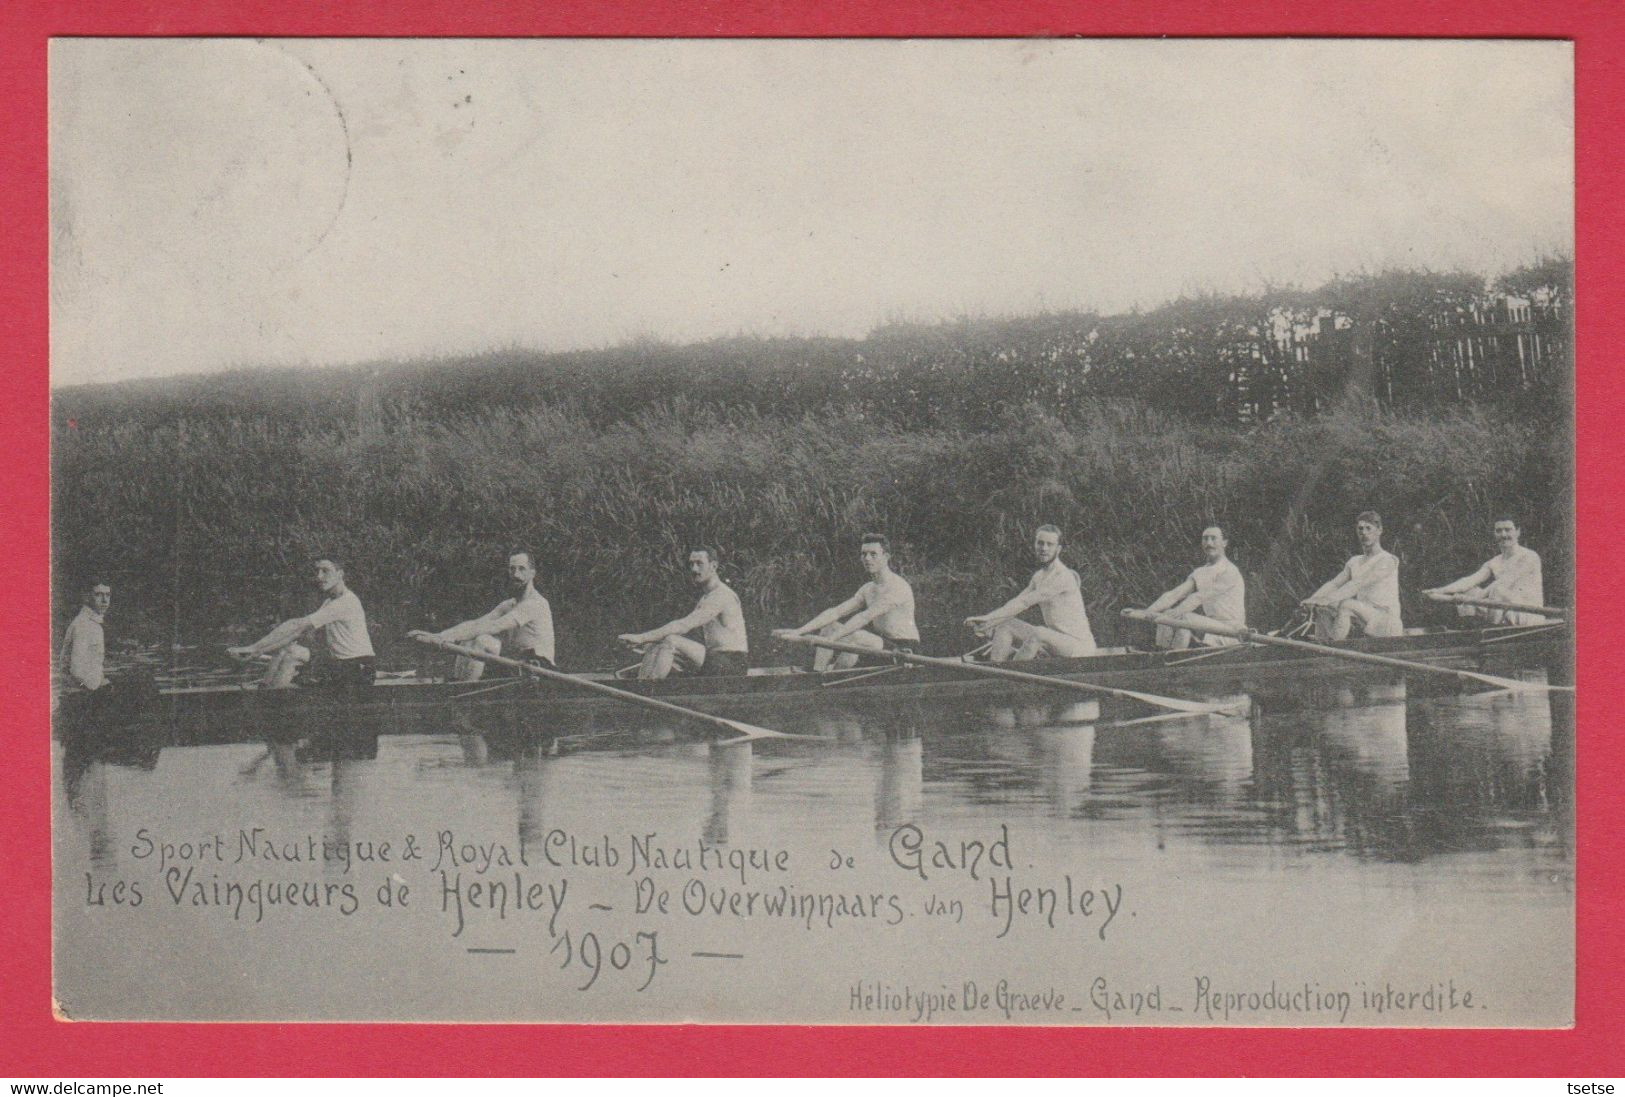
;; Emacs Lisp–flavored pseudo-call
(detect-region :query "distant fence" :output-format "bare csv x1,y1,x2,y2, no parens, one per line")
841,286,1570,428
1230,294,1571,422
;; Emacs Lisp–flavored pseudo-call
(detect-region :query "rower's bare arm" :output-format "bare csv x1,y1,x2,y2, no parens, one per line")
780,595,864,637
1426,564,1493,598
634,601,721,645
232,617,310,658
1303,568,1351,606
967,583,1039,628
1170,592,1205,616
436,607,521,643
1339,554,1397,600
1146,577,1195,614
835,600,892,638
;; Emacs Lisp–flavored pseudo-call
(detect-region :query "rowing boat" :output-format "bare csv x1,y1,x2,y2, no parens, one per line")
59,621,1567,740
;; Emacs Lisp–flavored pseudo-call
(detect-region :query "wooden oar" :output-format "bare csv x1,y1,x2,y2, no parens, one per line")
1122,609,1571,694
1424,593,1569,620
779,634,1241,716
413,637,805,744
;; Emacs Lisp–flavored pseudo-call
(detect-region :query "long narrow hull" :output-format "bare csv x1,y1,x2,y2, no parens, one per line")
62,623,1567,742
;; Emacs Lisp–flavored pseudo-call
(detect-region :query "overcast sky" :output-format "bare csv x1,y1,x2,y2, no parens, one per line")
49,38,1572,387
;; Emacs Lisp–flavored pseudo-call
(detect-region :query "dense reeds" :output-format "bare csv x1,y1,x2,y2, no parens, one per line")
53,396,1568,667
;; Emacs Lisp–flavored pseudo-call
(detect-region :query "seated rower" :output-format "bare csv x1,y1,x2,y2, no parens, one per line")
964,524,1096,662
773,533,920,671
59,577,113,693
1302,511,1403,641
229,557,376,688
617,545,748,680
409,550,555,679
1423,516,1544,625
1144,525,1246,649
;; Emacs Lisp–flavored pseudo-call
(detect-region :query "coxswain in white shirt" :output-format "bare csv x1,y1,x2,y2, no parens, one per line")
59,578,113,692
618,545,749,680
409,550,556,680
773,533,921,671
1423,516,1545,626
229,557,376,689
1302,511,1403,641
1144,525,1248,650
965,524,1097,662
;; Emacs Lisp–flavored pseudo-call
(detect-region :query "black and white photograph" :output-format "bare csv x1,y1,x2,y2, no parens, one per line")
49,38,1573,1024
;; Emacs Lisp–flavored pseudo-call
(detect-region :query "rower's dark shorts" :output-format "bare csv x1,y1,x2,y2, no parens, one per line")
523,655,557,671
298,656,376,689
881,638,917,655
699,651,750,678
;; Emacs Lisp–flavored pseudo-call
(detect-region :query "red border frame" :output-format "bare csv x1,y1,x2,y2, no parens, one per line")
4,1,1621,1077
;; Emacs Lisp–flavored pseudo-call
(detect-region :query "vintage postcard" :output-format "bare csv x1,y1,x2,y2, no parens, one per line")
49,37,1573,1024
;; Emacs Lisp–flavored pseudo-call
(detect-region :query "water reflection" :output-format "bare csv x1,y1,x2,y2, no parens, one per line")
55,669,1573,892
704,741,752,846
516,745,559,853
61,733,161,872
875,729,923,833
1254,679,1410,864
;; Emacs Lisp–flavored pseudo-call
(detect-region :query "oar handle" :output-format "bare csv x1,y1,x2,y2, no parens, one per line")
779,632,1233,716
1123,608,1567,693
410,636,789,740
1424,593,1569,619
1122,607,1252,642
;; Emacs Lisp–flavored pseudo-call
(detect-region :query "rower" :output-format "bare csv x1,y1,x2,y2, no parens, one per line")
617,545,749,680
229,557,376,688
773,533,920,671
1144,525,1246,649
1301,511,1403,641
59,577,113,692
408,550,555,680
964,524,1096,662
1423,516,1544,625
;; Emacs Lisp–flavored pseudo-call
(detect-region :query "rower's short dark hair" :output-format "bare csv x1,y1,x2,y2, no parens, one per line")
1356,511,1382,529
860,533,890,553
1493,515,1520,528
508,548,536,569
312,555,345,573
687,544,721,564
83,576,110,596
1036,524,1063,541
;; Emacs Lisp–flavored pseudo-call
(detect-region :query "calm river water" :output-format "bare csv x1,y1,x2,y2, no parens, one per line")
54,663,1572,1025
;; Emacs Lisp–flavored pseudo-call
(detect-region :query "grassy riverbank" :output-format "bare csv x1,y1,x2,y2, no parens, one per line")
52,395,1568,667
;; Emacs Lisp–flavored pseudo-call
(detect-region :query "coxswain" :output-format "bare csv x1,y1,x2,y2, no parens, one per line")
773,533,920,671
1143,525,1247,649
409,549,555,679
59,577,113,692
617,545,749,679
964,524,1096,661
1301,511,1403,640
1423,516,1545,625
229,557,376,688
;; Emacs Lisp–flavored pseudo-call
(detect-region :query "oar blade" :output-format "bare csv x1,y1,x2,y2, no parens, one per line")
717,720,819,743
1466,670,1573,694
1112,688,1243,717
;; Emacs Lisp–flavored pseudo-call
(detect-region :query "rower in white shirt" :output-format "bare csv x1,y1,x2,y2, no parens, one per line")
229,557,376,688
410,550,555,680
618,545,749,680
1424,516,1545,625
965,524,1096,662
1302,511,1403,641
59,578,113,691
774,533,920,671
1144,525,1247,649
